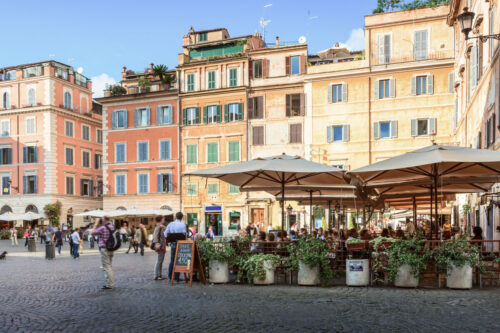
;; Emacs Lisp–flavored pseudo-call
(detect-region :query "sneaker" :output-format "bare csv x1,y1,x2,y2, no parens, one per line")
101,286,113,290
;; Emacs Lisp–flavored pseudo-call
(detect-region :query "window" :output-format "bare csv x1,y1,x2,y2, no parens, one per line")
138,174,149,194
157,173,172,193
23,66,42,78
184,107,200,125
95,154,102,169
187,74,195,92
199,32,207,42
112,110,127,129
2,176,10,195
416,76,427,95
187,213,198,225
159,140,171,160
186,144,197,164
0,147,12,165
379,79,389,99
490,7,495,60
27,88,36,106
115,143,125,163
208,183,218,195
374,121,397,139
229,184,240,194
252,126,264,145
96,181,103,197
206,105,219,124
207,142,218,163
23,146,37,163
116,175,126,194
66,177,74,195
187,184,197,196
82,151,90,168
327,125,349,142
289,124,302,143
64,92,72,109
2,92,10,109
207,71,216,89
286,94,303,117
135,107,150,127
1,120,9,137
248,96,263,119
378,34,391,64
414,30,428,60
226,103,242,122
253,60,262,78
80,179,93,196
55,67,69,80
331,84,343,103
471,44,478,90
65,147,74,165
138,142,149,161
412,75,433,96
97,129,102,144
229,68,238,87
23,175,37,194
4,70,16,80
82,125,90,141
228,141,239,162
74,73,87,87
157,106,172,125
26,117,35,134
412,118,436,137
486,115,496,147
291,56,300,75
65,121,74,137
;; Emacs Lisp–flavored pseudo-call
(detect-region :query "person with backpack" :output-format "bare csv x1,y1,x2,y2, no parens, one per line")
91,216,119,290
152,216,167,280
136,224,149,256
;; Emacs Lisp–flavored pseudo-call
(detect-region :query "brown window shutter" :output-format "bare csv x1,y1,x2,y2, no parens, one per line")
247,97,254,119
248,60,253,79
257,96,264,119
285,94,291,117
300,55,306,74
263,59,269,78
285,56,290,75
299,93,305,116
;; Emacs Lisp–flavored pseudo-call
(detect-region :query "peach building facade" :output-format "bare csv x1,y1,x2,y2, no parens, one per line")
0,61,102,227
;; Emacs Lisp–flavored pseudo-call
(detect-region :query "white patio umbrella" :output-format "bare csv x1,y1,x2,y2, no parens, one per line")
74,209,107,218
0,212,20,221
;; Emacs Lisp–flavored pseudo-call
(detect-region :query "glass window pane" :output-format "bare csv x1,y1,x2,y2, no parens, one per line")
291,56,300,75
333,126,343,141
380,122,390,138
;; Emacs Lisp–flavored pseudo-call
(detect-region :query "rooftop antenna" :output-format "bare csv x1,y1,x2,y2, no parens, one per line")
260,4,272,43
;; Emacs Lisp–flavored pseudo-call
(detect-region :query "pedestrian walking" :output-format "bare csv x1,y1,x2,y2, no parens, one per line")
125,226,138,254
24,226,32,247
10,227,18,246
91,217,115,290
120,224,128,244
53,227,63,254
88,231,95,249
152,216,167,280
78,228,84,254
40,229,46,244
68,229,74,255
137,224,148,256
71,228,81,259
164,212,187,281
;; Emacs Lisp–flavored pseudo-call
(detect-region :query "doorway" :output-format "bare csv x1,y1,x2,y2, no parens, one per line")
205,213,222,236
251,208,265,230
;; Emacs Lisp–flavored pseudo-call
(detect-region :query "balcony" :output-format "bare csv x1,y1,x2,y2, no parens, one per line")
372,49,454,66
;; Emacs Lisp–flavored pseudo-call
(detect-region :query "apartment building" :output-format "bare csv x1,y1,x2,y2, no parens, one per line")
0,61,102,227
97,64,180,220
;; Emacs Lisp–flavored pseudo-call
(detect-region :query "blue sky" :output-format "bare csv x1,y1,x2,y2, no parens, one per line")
1,0,377,96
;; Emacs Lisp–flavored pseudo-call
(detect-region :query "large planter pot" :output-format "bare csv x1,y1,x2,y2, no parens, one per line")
394,264,419,288
446,263,472,289
209,260,229,283
298,260,320,286
346,259,370,286
253,260,275,285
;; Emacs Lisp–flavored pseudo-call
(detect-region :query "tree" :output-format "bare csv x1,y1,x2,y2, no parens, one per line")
152,64,168,81
373,0,403,13
44,201,62,227
373,0,449,13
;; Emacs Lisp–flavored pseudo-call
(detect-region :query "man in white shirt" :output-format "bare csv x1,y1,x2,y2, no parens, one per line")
71,228,81,259
164,212,187,281
10,227,18,246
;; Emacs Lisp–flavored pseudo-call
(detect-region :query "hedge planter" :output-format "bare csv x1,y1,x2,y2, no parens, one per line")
209,260,229,283
394,264,419,288
253,260,275,285
446,263,472,289
346,259,370,286
298,260,320,286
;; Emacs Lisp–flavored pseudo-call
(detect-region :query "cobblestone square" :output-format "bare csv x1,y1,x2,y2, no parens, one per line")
1,240,500,332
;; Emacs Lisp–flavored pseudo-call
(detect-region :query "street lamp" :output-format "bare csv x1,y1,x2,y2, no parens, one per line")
457,8,500,41
286,204,293,230
6,180,18,193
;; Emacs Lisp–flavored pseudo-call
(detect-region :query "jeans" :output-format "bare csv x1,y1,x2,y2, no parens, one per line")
168,243,180,280
154,252,166,278
126,241,137,253
56,245,61,254
73,243,80,258
89,238,95,249
139,243,145,256
100,249,114,288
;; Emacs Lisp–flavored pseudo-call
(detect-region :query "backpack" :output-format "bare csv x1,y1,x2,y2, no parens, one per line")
105,224,121,251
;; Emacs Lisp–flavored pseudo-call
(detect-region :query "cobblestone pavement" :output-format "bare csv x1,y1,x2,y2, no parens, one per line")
1,240,500,332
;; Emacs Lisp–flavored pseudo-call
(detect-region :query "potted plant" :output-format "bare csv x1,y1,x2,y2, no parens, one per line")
239,254,281,285
152,64,174,90
137,78,150,93
346,238,367,251
433,235,483,289
287,238,333,286
198,239,235,283
345,238,370,286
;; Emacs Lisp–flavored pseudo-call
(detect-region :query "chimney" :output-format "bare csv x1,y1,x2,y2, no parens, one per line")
275,36,279,47
122,66,127,72
150,63,154,71
334,42,339,47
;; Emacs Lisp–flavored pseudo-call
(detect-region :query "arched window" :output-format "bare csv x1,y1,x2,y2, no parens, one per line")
0,205,13,214
116,206,126,211
160,205,172,211
2,92,10,109
25,204,38,213
28,88,36,106
64,91,72,109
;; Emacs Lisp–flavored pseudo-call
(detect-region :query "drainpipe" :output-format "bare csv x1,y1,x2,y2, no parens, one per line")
17,81,20,195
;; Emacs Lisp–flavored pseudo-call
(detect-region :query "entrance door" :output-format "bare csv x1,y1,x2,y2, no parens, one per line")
205,213,222,236
251,208,265,229
486,207,494,252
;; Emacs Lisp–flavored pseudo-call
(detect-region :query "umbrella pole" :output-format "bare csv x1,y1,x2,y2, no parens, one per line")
429,184,433,240
328,200,331,229
434,172,439,240
281,173,285,232
412,196,417,229
309,191,313,233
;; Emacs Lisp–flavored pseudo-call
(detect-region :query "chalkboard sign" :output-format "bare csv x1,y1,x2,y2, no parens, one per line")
171,240,206,287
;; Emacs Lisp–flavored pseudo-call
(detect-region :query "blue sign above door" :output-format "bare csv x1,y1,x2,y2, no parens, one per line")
205,206,222,212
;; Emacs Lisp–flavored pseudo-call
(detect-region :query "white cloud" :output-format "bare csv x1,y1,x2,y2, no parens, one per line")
91,73,117,98
344,28,365,51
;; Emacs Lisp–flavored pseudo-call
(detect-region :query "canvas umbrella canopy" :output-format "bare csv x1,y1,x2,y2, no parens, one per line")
350,145,500,237
0,212,20,222
185,154,346,230
74,209,107,218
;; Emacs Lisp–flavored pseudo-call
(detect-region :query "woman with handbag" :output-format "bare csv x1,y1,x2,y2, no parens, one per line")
152,216,167,280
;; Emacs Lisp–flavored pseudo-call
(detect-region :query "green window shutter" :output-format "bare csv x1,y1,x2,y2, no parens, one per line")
342,124,349,142
195,107,201,124
216,105,222,123
429,117,436,134
411,119,417,136
427,75,433,95
238,103,243,121
203,106,208,124
327,85,333,104
327,126,333,143
389,79,395,98
224,104,229,122
373,121,380,139
374,80,379,100
411,76,416,96
342,83,347,102
390,120,397,138
182,108,187,125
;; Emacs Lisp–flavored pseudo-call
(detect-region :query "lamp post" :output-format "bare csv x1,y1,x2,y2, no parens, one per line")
286,204,293,231
335,202,341,229
457,8,500,42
